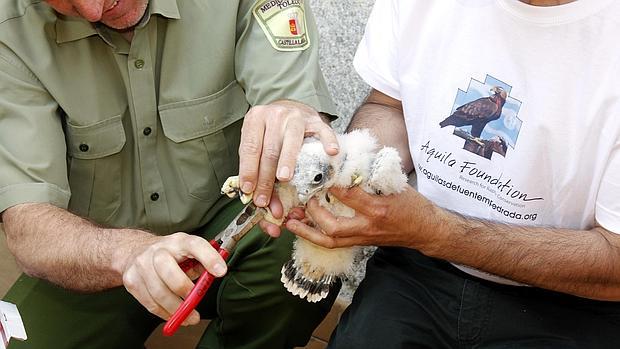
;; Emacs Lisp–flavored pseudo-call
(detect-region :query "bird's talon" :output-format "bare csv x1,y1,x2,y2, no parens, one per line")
240,192,253,204
351,174,363,187
221,176,241,197
222,176,255,204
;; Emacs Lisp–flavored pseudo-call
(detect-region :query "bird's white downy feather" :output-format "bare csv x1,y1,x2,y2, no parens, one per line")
278,129,408,302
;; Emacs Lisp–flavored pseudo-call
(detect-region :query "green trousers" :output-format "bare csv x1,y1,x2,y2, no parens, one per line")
4,201,337,349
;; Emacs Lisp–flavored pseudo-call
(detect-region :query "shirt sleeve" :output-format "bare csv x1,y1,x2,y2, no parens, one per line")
235,0,338,117
596,140,620,234
0,45,70,215
353,0,401,100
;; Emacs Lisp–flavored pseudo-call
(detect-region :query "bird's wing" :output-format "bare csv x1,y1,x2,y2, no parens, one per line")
366,147,408,195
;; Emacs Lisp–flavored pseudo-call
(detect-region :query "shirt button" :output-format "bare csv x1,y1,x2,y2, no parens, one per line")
150,192,160,201
134,59,145,69
143,127,152,136
79,144,89,152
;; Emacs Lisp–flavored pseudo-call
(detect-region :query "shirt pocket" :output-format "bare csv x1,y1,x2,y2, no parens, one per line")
158,81,249,203
64,114,126,224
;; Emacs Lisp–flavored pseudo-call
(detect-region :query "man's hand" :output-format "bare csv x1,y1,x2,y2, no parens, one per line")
118,233,228,325
286,185,620,301
285,186,440,250
2,203,230,325
238,100,338,209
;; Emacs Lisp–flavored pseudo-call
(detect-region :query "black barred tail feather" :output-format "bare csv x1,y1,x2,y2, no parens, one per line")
280,259,334,303
281,237,358,302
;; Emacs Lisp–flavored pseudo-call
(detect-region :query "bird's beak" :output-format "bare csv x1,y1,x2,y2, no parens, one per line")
297,187,324,204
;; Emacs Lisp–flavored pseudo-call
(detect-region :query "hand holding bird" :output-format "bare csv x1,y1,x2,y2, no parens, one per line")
223,129,409,302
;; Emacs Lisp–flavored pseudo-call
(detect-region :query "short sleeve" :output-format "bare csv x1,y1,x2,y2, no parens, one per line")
235,0,338,117
596,141,620,234
353,0,401,100
0,45,70,215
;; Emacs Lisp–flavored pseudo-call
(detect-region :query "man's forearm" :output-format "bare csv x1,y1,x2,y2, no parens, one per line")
2,203,156,292
348,91,413,173
429,208,620,300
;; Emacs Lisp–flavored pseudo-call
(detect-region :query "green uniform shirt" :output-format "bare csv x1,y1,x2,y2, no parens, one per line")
0,0,336,234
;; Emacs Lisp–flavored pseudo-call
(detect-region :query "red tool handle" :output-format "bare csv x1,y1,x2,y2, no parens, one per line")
162,241,230,336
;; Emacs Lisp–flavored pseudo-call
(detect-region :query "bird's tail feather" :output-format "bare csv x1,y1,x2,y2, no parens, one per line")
281,238,358,302
281,260,333,303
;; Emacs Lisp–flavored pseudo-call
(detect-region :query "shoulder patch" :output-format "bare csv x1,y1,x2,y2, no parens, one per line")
253,0,310,52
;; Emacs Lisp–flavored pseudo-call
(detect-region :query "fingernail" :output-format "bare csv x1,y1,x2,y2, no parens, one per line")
277,166,290,179
255,195,268,207
213,263,227,277
329,143,339,150
242,182,253,193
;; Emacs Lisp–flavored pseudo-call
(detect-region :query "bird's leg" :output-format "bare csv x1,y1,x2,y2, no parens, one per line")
221,175,253,204
221,176,284,225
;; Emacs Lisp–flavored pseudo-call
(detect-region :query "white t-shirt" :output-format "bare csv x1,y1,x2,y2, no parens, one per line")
354,0,620,284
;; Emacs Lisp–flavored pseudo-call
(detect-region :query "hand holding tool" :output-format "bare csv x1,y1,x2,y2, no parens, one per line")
162,203,266,336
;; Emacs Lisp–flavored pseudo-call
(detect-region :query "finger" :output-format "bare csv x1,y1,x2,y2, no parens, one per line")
183,235,228,277
268,192,284,219
124,267,201,324
153,249,195,298
328,186,379,214
286,219,363,249
259,220,281,238
185,263,205,281
138,250,201,325
153,254,203,326
305,198,368,238
287,207,305,220
238,108,266,194
253,118,284,207
315,122,339,156
276,117,305,181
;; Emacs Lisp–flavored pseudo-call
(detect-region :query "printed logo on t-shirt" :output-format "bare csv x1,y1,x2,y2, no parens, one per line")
416,74,544,223
439,75,522,160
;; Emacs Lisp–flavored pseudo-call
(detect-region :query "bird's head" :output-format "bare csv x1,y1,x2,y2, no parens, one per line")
489,86,507,101
290,139,334,204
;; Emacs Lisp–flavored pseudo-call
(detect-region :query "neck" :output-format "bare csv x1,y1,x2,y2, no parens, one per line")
518,0,577,6
120,30,134,42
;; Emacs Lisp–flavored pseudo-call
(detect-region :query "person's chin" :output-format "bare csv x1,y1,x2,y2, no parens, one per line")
102,2,148,30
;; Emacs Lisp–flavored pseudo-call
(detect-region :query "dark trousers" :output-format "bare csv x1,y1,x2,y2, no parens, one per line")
329,247,620,349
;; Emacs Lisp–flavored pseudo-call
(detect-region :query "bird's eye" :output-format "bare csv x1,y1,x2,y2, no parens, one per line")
313,173,323,183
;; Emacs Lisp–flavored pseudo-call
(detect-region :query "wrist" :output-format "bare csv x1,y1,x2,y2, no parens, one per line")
109,228,156,277
412,199,459,259
271,99,321,118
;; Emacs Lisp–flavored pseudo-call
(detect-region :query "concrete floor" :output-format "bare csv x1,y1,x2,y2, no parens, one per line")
0,225,346,348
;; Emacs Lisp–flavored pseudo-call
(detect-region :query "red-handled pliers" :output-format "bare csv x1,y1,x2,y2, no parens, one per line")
162,203,266,336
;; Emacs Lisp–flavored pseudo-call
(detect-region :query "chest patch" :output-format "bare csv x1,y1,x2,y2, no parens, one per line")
253,0,310,52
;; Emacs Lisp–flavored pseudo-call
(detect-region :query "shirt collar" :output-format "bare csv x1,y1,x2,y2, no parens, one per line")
55,0,180,44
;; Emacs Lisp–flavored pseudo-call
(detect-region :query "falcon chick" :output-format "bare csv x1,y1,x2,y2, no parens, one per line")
221,129,408,302
278,129,408,302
